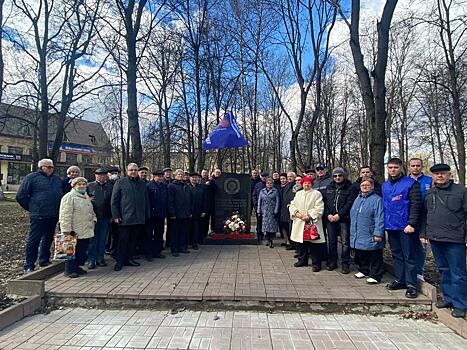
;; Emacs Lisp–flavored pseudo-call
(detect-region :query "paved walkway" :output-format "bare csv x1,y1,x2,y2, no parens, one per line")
46,245,429,306
0,308,466,349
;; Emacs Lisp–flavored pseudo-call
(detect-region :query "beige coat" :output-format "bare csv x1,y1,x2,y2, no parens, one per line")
59,190,96,239
289,189,325,243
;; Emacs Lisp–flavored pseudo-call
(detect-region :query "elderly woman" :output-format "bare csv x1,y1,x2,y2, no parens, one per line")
257,178,280,248
289,177,325,271
350,178,385,284
62,166,81,193
59,177,96,278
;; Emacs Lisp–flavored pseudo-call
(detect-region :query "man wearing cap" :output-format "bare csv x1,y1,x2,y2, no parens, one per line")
188,172,208,249
312,163,332,194
163,168,173,184
421,163,467,318
111,163,150,271
16,159,64,272
408,158,432,282
304,168,316,180
138,166,149,183
383,158,422,298
86,168,114,269
323,167,357,274
146,170,168,259
253,172,269,242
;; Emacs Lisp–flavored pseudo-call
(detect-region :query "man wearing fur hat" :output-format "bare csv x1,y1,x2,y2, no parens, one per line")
323,167,357,274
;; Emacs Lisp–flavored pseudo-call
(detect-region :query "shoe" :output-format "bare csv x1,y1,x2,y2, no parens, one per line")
153,254,166,259
294,261,308,268
96,260,107,267
145,256,154,262
355,272,366,278
417,274,425,282
192,245,199,250
66,272,79,278
436,300,453,309
386,281,406,290
341,265,350,274
312,265,321,272
172,252,179,257
265,240,270,247
124,260,140,267
77,267,87,275
366,278,379,284
39,261,51,267
114,263,122,271
405,287,418,299
87,262,96,269
327,264,337,271
269,240,274,249
451,309,466,318
104,249,111,255
281,243,287,247
286,245,294,250
23,268,34,274
180,250,190,254
294,254,300,258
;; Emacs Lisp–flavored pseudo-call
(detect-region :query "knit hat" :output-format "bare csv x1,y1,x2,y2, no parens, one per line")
332,167,346,176
71,177,87,187
300,176,314,186
66,166,81,175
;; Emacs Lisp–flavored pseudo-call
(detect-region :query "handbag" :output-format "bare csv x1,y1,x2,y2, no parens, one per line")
54,232,77,260
303,220,320,241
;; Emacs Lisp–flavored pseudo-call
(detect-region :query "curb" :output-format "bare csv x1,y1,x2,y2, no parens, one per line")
0,296,42,331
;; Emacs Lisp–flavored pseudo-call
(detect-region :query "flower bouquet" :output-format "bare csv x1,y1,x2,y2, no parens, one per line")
209,211,256,240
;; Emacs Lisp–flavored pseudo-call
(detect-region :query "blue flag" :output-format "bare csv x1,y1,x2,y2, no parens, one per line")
203,112,248,150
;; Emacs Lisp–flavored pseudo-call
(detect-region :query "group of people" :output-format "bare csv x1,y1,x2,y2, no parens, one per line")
250,158,466,318
14,156,466,318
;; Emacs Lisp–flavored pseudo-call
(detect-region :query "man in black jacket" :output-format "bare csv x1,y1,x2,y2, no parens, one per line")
168,169,192,256
16,158,63,272
323,167,357,273
351,166,382,197
280,172,296,249
146,170,168,259
188,172,208,249
421,163,467,318
111,163,150,271
87,168,113,269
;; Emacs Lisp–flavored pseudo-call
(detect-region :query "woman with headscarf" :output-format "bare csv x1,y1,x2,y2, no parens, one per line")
289,177,325,271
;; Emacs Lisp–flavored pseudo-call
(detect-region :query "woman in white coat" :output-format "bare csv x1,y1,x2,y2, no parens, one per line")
59,177,96,278
289,176,325,271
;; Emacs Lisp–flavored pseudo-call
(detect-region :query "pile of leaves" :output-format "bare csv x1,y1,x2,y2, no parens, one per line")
0,201,29,310
400,311,439,321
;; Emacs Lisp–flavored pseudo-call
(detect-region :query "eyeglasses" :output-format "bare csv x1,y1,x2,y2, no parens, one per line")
333,174,343,178
43,166,54,169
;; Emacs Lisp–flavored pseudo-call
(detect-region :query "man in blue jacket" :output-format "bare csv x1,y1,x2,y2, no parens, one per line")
408,157,432,281
383,158,422,298
16,159,64,272
146,170,168,259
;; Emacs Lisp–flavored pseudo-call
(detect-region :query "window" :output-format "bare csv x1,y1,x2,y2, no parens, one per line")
7,162,31,185
89,135,96,145
66,153,78,164
82,155,93,164
8,146,23,155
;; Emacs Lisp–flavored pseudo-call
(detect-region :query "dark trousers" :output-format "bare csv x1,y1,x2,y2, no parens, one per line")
106,222,119,254
189,217,201,248
171,218,190,253
431,240,467,311
117,225,143,264
326,221,350,266
25,217,58,270
134,223,147,255
146,217,165,256
320,219,329,262
279,221,291,244
256,211,263,239
355,249,384,282
199,215,210,243
165,218,173,248
88,219,109,264
387,230,419,288
298,242,323,267
65,238,90,274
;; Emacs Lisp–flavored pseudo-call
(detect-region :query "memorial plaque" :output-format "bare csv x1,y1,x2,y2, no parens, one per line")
213,173,251,233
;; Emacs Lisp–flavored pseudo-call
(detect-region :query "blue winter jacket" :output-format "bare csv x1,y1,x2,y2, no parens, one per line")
147,180,168,219
16,170,64,219
350,192,385,250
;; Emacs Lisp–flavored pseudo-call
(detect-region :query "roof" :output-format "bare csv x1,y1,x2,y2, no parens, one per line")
0,103,112,151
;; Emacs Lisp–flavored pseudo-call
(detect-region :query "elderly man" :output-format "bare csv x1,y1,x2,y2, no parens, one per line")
138,166,149,183
87,168,113,269
16,159,64,272
111,163,150,271
422,164,467,318
163,167,173,184
146,170,168,259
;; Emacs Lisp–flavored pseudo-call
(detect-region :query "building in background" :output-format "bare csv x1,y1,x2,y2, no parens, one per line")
0,103,112,190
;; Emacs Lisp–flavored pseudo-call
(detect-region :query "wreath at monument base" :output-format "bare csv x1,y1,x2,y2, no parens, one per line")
208,211,256,240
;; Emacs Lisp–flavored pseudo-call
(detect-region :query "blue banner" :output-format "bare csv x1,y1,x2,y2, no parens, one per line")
203,112,248,150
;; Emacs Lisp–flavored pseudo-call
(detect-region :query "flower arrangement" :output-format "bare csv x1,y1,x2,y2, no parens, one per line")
223,211,247,234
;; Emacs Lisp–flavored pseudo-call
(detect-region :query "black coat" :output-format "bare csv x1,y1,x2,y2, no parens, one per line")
111,176,149,226
87,180,113,219
189,183,209,218
16,171,64,219
313,173,333,195
147,181,168,219
422,181,467,244
62,177,73,194
168,180,192,219
323,179,357,221
280,182,296,223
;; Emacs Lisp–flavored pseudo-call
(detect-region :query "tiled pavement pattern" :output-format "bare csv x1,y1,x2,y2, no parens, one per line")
45,245,430,305
0,308,466,349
